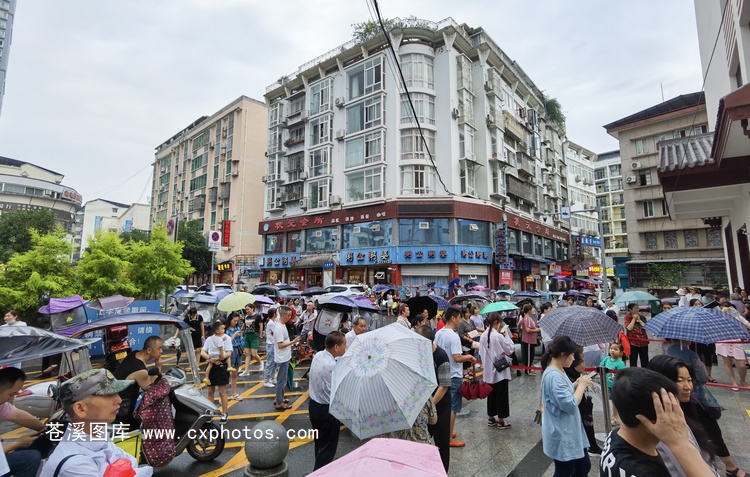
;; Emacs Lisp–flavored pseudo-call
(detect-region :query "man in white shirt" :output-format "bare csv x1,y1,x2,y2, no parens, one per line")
273,306,300,410
434,307,476,448
308,331,346,471
263,309,279,388
297,302,317,343
345,316,367,348
40,369,152,477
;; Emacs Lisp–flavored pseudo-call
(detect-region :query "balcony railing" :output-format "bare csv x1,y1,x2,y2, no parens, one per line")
506,176,536,204
516,153,535,177
503,110,526,141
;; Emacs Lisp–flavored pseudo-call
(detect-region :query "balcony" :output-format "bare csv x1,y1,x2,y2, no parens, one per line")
486,110,502,129
516,153,535,178
506,176,536,205
218,183,231,200
208,187,217,203
503,110,526,141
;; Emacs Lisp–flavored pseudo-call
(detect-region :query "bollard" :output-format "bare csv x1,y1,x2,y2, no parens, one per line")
244,421,290,477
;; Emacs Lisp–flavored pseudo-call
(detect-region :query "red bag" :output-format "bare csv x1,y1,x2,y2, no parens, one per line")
457,364,492,400
618,330,631,357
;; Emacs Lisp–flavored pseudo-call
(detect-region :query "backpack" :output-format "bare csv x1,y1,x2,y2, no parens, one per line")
618,330,631,357
135,377,175,467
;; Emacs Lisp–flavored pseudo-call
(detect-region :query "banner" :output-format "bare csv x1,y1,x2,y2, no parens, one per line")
166,217,178,242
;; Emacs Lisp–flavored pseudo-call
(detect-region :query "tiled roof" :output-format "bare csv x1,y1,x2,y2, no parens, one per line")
603,92,705,131
657,132,714,172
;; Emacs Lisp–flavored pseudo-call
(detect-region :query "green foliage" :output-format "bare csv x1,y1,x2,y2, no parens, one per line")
543,96,566,132
128,224,194,300
0,228,74,325
120,229,151,244
178,219,212,278
0,209,56,263
648,263,687,288
74,231,140,299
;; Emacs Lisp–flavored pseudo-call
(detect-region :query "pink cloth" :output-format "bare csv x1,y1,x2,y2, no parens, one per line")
520,315,538,344
0,401,16,419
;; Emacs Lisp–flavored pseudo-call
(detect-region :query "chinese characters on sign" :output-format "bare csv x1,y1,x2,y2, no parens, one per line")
495,222,509,267
222,220,231,247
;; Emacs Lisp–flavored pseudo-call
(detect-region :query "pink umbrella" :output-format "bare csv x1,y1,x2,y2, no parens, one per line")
308,438,446,476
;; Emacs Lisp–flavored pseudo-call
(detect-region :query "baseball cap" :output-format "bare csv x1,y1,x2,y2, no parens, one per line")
58,369,133,406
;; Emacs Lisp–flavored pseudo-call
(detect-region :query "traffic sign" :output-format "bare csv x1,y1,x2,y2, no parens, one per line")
207,230,221,252
560,207,570,220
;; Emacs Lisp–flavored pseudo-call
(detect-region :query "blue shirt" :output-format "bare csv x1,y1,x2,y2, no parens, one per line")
541,367,588,461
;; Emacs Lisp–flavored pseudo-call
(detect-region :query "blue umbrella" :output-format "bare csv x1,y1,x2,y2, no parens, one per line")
514,290,544,298
170,288,188,298
614,291,659,303
643,307,750,344
428,295,451,311
372,285,391,293
433,285,449,290
538,306,623,347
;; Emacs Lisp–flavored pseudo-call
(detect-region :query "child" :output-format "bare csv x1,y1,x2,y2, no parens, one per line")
203,320,236,386
600,342,627,426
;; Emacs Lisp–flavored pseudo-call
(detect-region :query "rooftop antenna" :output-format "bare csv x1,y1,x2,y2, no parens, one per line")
660,82,665,102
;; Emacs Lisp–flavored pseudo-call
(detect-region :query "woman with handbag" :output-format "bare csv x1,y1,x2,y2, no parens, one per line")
520,304,541,376
478,312,515,429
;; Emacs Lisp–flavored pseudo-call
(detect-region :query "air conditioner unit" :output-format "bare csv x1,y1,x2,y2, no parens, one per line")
334,97,345,108
451,108,461,119
299,198,308,209
371,224,381,232
575,175,582,182
262,175,268,183
484,80,494,92
183,193,189,199
300,111,309,120
335,129,346,141
231,170,239,177
625,176,637,184
314,230,323,237
209,142,214,148
418,221,430,229
631,161,642,170
486,114,495,125
518,198,524,205
352,226,361,234
330,194,342,205
469,223,479,231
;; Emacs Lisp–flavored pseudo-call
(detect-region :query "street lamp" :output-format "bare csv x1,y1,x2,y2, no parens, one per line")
567,203,609,299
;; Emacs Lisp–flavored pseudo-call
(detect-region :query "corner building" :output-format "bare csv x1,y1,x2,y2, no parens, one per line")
259,18,573,289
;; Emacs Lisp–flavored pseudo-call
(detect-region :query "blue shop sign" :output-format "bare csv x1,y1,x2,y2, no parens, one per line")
339,246,492,265
581,236,602,247
82,300,162,355
340,247,397,265
322,261,336,269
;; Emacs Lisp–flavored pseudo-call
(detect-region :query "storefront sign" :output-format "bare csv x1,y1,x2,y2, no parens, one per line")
258,203,397,234
588,264,602,276
499,270,513,285
222,220,231,247
504,211,569,244
531,264,541,276
581,236,602,247
237,262,262,280
258,253,300,269
322,261,336,269
572,235,583,256
216,261,233,272
540,264,549,275
495,221,509,266
337,246,492,266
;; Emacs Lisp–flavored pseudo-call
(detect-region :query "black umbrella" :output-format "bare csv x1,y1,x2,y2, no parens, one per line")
406,296,438,319
425,282,436,287
301,286,327,296
449,293,489,305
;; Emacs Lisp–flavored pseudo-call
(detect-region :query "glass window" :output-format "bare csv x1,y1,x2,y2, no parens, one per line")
684,229,699,247
400,129,435,160
347,56,383,100
345,166,384,202
265,234,284,254
400,93,436,125
543,239,554,258
289,95,305,115
707,229,722,247
400,165,436,195
459,126,474,160
456,220,489,246
609,164,621,176
664,231,678,249
460,161,476,196
310,115,331,146
310,79,331,115
645,233,658,250
346,96,382,134
343,220,393,248
306,226,338,251
308,178,330,209
345,132,382,168
642,201,654,218
534,236,543,256
639,170,652,186
309,148,330,178
287,231,304,253
189,174,207,191
522,232,532,254
635,138,647,155
399,218,449,246
400,53,434,89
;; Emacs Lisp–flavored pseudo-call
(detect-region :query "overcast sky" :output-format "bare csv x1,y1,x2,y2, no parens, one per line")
0,0,703,205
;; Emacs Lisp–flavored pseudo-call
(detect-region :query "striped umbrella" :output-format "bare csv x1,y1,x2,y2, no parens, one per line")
643,307,750,344
538,305,623,347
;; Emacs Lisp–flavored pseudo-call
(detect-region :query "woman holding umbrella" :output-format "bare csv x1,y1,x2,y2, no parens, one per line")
478,312,514,429
688,298,717,383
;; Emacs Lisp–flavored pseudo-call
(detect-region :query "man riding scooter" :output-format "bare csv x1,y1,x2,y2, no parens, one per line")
113,336,163,431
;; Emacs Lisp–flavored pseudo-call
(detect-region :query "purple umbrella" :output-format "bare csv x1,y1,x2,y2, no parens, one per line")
428,295,451,311
253,295,274,305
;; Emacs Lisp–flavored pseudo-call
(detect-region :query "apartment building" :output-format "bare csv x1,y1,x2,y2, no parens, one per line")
0,0,15,115
259,17,575,291
594,150,629,287
151,96,267,285
605,93,725,287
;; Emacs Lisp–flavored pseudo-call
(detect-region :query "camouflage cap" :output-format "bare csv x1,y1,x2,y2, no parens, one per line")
58,368,133,406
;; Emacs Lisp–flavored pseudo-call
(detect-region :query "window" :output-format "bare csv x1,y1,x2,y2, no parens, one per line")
345,166,384,202
265,234,284,253
269,102,283,127
346,132,382,168
534,236,543,256
684,229,699,247
645,233,658,250
456,55,473,92
308,178,330,209
343,220,392,248
643,201,655,218
191,153,207,171
289,95,305,115
347,56,383,100
655,134,668,144
635,138,647,155
346,96,382,133
664,231,678,249
287,126,305,145
543,239,554,258
456,220,489,246
522,232,532,254
305,226,338,251
401,129,435,161
286,153,305,182
309,115,331,145
595,169,606,180
707,229,722,247
460,161,476,196
673,129,686,139
266,187,277,210
400,93,436,125
310,79,332,115
189,174,207,191
400,54,434,89
288,232,304,253
507,229,518,254
661,200,668,216
309,148,330,178
266,157,280,181
491,162,505,195
401,165,435,195
399,218,449,246
693,124,708,135
639,169,652,186
459,126,475,161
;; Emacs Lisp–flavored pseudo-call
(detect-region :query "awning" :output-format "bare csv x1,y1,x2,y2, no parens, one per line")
293,254,339,269
712,82,750,165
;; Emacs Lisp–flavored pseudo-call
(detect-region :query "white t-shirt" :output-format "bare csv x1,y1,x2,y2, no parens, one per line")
265,318,276,344
204,334,232,358
273,320,292,363
434,328,463,379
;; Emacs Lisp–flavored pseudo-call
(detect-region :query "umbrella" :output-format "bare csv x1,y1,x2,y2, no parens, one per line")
0,326,100,368
514,290,544,298
538,306,623,347
480,301,520,314
253,295,274,305
308,438,447,476
329,324,437,439
614,291,660,303
465,281,479,288
496,290,515,295
191,293,221,304
449,293,488,305
406,296,438,319
372,284,391,293
39,295,87,315
427,295,450,311
643,307,750,344
433,285,449,290
217,292,256,312
323,295,378,312
170,288,188,299
425,282,437,288
301,286,327,297
576,289,596,296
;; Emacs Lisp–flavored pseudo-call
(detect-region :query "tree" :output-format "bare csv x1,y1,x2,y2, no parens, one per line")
128,224,194,300
543,95,566,132
0,209,56,263
178,219,212,280
120,229,151,244
73,231,140,299
0,228,75,325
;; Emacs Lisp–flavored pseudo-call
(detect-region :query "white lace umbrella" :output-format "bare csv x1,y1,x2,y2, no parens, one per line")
329,323,437,439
